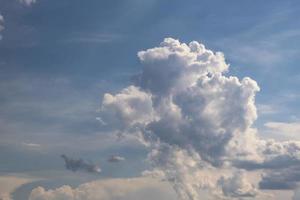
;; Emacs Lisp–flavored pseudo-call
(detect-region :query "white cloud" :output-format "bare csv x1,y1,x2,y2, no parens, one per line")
19,0,37,6
98,38,263,199
29,177,177,200
138,38,259,164
136,38,229,95
108,155,125,162
22,142,41,148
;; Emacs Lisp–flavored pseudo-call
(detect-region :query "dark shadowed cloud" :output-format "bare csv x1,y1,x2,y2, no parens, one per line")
61,155,101,174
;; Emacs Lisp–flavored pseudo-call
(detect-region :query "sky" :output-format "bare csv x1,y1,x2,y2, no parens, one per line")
0,0,300,199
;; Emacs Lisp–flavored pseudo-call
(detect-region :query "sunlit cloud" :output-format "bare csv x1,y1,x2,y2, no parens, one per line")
29,177,176,200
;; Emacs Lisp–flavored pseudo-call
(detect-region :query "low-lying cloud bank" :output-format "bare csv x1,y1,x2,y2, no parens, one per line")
29,177,176,200
0,175,37,200
30,38,300,199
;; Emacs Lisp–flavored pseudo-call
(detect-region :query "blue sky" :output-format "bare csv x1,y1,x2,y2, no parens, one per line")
1,0,300,199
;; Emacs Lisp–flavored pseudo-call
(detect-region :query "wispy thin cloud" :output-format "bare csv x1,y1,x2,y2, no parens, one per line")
0,14,4,40
22,142,41,148
257,104,279,115
215,7,300,68
64,32,121,44
18,0,37,6
264,121,300,140
108,155,125,163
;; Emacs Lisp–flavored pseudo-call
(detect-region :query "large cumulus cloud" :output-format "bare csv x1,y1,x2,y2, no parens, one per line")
101,38,260,164
98,38,264,199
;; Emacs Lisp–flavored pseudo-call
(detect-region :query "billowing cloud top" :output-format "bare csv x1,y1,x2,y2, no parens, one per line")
136,38,230,95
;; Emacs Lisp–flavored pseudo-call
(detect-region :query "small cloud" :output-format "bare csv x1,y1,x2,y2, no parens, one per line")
22,142,41,148
61,155,101,174
108,155,125,163
18,0,37,6
0,14,4,40
96,117,107,126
